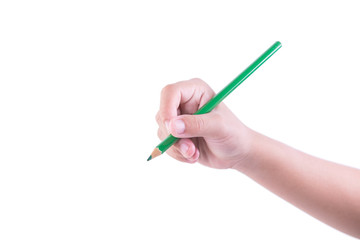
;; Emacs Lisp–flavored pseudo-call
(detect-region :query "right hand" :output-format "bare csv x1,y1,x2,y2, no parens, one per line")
156,78,254,169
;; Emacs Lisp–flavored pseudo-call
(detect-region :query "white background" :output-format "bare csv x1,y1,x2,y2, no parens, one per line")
0,0,359,239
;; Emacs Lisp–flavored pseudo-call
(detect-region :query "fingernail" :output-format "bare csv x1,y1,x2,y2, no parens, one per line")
174,119,185,134
165,121,170,132
180,143,189,156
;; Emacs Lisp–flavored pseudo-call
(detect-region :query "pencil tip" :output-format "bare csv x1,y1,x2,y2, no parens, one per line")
147,148,162,161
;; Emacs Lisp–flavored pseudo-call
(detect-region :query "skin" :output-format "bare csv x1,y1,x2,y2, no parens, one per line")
155,78,360,238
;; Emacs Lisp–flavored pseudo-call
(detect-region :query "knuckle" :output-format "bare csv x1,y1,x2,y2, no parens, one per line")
188,78,213,94
195,116,206,132
191,78,207,88
161,83,175,97
189,77,203,83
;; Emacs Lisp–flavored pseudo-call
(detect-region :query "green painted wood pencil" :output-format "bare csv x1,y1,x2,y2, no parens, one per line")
147,41,282,161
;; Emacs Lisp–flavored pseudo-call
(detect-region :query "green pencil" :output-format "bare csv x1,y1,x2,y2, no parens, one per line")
147,41,282,161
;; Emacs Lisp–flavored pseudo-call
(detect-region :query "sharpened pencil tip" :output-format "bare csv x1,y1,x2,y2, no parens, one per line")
147,148,162,161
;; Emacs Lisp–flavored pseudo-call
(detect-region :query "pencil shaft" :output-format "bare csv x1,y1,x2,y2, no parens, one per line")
196,41,282,115
154,41,282,156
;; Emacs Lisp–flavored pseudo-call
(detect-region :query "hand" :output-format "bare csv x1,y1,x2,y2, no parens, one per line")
156,78,253,169
156,79,360,238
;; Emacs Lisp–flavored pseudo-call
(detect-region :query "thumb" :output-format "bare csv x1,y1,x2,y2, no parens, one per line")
169,113,224,139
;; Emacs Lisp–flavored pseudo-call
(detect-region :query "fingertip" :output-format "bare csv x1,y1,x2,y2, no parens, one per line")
169,117,185,136
188,148,200,163
180,142,194,158
177,139,196,159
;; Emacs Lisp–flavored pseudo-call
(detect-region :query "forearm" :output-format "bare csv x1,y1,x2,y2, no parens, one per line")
234,130,360,238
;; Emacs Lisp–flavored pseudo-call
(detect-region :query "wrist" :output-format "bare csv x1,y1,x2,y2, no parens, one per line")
230,128,262,173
